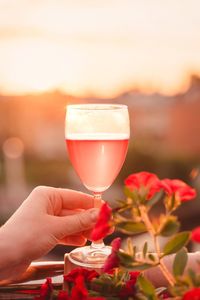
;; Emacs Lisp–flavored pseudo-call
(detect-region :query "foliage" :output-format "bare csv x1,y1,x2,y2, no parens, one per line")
36,171,200,300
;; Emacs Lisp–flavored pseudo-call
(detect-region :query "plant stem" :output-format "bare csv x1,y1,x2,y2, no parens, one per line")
139,205,175,286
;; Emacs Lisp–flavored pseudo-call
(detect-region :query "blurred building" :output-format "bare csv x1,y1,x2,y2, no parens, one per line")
115,75,200,157
0,75,200,159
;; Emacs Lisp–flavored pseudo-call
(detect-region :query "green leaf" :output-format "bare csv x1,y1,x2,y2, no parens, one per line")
187,269,199,286
137,274,157,298
148,253,156,262
114,201,131,213
143,241,148,258
163,231,191,256
170,193,176,211
117,252,155,270
173,248,188,277
124,186,137,200
116,221,147,235
159,216,180,237
128,263,154,271
164,194,181,213
147,190,164,207
133,245,137,259
139,186,148,204
118,251,134,265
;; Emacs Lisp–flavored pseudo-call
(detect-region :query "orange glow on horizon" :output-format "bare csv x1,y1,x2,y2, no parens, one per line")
0,1,200,97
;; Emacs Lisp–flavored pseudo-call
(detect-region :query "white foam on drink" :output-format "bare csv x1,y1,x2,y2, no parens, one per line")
65,106,130,137
66,133,130,140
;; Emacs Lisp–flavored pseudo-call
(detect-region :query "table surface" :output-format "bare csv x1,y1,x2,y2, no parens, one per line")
0,261,64,299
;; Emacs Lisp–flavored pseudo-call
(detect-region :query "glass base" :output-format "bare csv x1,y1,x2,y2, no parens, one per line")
68,242,112,269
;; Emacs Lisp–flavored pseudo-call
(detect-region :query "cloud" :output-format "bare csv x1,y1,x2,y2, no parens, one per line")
0,27,43,39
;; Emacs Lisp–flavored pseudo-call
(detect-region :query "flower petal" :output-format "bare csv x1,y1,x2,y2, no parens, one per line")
91,203,112,241
191,226,200,243
103,238,121,272
160,179,196,201
182,287,200,300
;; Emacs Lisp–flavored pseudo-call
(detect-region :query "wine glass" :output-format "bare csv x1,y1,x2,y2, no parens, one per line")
65,104,130,268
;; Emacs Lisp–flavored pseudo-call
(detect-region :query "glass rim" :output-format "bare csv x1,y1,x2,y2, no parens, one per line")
66,103,128,111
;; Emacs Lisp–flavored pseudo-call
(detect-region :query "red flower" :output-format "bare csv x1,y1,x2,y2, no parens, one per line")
119,271,140,298
57,290,69,300
63,269,105,300
89,298,106,300
91,203,112,241
70,275,88,300
64,268,99,284
182,287,200,300
111,237,121,251
161,290,171,299
191,226,200,243
36,277,53,300
129,271,140,283
159,179,196,202
88,298,106,300
103,238,121,272
124,172,161,199
70,275,105,300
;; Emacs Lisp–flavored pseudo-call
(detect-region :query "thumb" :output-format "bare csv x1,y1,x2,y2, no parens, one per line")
53,208,99,238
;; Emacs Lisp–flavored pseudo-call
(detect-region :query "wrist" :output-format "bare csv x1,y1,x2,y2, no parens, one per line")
0,226,30,282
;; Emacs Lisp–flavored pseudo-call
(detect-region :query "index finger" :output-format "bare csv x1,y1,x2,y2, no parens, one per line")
55,188,102,209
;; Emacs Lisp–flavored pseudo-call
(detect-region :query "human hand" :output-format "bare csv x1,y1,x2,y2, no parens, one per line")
0,186,101,281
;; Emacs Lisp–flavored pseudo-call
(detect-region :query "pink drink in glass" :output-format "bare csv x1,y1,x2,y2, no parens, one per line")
66,137,129,193
65,104,130,268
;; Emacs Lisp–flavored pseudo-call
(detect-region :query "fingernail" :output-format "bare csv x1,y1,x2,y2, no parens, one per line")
90,208,100,222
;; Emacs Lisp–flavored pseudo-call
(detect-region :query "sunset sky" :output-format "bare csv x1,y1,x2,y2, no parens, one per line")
0,0,200,97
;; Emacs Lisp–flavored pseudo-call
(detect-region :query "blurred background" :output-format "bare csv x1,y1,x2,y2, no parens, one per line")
0,0,200,259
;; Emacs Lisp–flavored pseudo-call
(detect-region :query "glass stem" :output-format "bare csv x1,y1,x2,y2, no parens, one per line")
90,192,105,249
